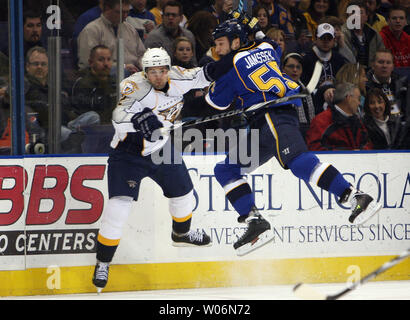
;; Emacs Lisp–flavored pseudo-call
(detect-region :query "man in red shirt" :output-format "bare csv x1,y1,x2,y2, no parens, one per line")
306,82,373,150
380,5,410,67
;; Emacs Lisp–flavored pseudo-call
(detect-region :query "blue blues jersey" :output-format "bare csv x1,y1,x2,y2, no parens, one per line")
205,41,301,111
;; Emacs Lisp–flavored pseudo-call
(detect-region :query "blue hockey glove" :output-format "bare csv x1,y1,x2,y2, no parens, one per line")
131,108,163,142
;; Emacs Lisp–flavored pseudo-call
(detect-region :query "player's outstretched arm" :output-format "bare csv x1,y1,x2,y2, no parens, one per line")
202,51,236,82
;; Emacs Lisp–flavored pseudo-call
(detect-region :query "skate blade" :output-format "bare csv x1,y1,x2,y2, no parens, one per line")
235,230,274,256
96,287,103,295
172,241,212,248
353,201,382,225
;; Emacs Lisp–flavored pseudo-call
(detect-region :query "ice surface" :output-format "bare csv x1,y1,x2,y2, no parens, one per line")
2,280,409,300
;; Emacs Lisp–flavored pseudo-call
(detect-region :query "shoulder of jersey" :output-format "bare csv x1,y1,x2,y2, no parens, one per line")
119,72,151,101
169,65,202,81
233,41,275,63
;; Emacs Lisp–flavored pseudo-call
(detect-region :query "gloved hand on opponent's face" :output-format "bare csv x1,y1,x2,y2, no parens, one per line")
131,108,164,142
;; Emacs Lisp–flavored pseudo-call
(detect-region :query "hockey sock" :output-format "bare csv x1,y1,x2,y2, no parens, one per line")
96,234,119,263
96,196,132,263
169,191,195,235
310,163,351,198
172,213,192,235
288,153,351,199
224,179,255,217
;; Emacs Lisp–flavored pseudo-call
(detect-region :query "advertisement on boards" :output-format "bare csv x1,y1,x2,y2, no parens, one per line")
0,153,409,271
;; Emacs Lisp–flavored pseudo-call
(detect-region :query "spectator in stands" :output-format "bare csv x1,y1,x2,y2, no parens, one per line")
362,87,410,149
22,10,46,58
71,45,117,125
341,0,385,69
171,37,205,112
265,28,286,54
187,11,218,64
130,0,156,22
252,4,273,34
172,37,196,68
282,52,317,139
336,63,368,102
25,46,100,154
301,23,347,113
322,63,368,115
306,82,372,150
150,0,168,26
72,1,104,69
77,0,145,74
379,5,410,68
25,46,53,131
276,0,310,47
255,0,278,21
395,0,410,34
366,0,388,32
127,0,156,41
318,16,356,63
303,0,339,40
150,0,189,27
24,0,76,44
24,47,67,150
145,1,197,65
73,0,104,41
366,49,410,119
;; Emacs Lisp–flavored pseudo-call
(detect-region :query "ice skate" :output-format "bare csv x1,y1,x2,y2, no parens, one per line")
172,229,212,247
234,207,274,256
346,189,382,225
92,261,109,294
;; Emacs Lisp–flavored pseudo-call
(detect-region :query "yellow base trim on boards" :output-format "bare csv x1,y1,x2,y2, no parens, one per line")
0,255,409,297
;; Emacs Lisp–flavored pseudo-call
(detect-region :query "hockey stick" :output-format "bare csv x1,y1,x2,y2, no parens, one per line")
293,248,410,300
166,60,323,132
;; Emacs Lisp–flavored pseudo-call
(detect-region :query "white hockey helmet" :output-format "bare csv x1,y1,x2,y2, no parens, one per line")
141,47,171,73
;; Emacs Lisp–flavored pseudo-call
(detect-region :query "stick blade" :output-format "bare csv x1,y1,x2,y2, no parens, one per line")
293,283,328,300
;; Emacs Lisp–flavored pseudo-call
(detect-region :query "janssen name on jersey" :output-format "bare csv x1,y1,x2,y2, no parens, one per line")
243,50,276,69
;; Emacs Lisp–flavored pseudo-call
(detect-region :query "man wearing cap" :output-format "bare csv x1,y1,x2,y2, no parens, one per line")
301,22,347,113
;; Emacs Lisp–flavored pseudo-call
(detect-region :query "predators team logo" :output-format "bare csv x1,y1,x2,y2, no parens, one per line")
121,81,139,95
158,102,183,123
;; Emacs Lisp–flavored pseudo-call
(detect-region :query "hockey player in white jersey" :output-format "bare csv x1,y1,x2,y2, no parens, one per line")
92,48,214,293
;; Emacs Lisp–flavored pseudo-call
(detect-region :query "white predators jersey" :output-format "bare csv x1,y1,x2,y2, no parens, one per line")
111,66,210,156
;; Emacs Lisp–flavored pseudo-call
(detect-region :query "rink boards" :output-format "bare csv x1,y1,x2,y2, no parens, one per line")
0,152,409,296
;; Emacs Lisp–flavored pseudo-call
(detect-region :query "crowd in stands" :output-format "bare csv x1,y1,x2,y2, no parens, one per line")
0,0,408,154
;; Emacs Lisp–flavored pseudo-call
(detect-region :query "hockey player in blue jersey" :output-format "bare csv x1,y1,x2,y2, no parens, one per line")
201,17,382,256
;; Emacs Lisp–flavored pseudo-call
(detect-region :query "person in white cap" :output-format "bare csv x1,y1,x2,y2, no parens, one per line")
301,22,348,113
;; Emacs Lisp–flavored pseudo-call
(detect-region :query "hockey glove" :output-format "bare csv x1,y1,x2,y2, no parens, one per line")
231,10,261,35
131,108,163,142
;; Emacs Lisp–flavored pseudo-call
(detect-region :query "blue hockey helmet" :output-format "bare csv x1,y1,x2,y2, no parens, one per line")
212,19,248,45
